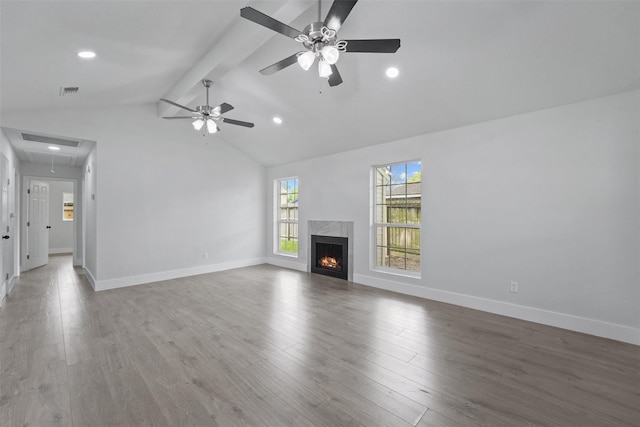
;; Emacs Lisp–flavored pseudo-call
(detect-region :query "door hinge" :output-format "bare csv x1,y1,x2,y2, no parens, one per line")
5,273,8,281
26,254,30,260
27,221,30,227
27,189,30,194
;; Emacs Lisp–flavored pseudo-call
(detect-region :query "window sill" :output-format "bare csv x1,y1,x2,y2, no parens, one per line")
275,252,298,258
372,267,421,280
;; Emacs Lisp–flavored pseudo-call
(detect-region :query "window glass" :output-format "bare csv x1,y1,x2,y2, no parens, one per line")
63,192,74,221
373,162,421,274
276,178,299,255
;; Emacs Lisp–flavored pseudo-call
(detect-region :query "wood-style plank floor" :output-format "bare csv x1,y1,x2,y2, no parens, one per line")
1,255,638,426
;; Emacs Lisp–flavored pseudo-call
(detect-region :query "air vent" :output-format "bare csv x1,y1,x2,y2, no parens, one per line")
20,133,80,148
59,86,79,96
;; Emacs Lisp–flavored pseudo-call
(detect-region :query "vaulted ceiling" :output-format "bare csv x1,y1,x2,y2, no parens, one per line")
1,0,638,166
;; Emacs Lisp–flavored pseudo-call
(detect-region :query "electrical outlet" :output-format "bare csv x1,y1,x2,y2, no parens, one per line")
510,281,519,293
203,252,209,260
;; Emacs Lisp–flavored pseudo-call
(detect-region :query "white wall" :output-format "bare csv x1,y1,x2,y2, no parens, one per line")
47,180,74,253
3,103,266,290
267,90,640,344
83,146,97,283
0,129,21,302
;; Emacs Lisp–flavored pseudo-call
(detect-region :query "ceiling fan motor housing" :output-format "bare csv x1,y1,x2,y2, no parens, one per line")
196,105,212,116
299,22,343,53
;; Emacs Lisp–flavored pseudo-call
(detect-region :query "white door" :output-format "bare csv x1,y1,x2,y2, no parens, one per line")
1,155,9,301
27,180,50,270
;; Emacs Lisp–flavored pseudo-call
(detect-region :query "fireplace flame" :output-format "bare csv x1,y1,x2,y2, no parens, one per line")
319,256,339,269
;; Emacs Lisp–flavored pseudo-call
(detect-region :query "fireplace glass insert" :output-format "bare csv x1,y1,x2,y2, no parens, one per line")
310,235,348,280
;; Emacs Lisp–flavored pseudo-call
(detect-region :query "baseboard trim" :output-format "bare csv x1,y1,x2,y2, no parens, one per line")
8,275,16,294
354,273,640,345
265,256,307,272
1,276,19,306
94,258,267,292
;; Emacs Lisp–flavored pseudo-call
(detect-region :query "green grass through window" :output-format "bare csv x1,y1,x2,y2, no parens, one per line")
279,239,298,253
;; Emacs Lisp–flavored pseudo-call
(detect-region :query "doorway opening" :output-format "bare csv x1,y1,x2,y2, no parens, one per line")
22,177,80,272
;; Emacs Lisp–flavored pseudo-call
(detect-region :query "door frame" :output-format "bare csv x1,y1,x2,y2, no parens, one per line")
0,154,16,304
21,175,83,272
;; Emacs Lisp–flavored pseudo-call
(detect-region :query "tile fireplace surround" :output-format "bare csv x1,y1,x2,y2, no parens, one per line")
307,220,354,281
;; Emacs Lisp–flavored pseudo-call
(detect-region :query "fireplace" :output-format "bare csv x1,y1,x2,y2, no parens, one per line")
310,235,348,280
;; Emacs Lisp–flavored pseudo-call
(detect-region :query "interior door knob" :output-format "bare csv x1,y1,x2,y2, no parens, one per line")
2,235,9,239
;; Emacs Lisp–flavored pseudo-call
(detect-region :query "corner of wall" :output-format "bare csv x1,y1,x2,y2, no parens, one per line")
83,267,97,291
266,256,307,273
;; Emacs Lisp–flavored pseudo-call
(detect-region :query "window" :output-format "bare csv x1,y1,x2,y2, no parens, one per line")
276,178,298,255
63,192,74,221
373,161,421,274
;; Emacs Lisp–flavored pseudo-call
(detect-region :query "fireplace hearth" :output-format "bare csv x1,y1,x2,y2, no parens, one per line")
310,235,348,280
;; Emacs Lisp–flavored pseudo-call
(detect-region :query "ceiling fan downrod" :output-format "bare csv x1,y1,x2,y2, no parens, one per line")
203,79,212,114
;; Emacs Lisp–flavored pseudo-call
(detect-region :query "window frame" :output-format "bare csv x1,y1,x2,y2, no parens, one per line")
62,191,74,221
275,177,299,257
371,160,422,278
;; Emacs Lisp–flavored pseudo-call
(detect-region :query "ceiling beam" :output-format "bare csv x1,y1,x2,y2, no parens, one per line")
158,0,314,117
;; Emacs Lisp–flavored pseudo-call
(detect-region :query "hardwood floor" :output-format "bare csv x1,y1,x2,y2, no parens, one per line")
1,255,638,426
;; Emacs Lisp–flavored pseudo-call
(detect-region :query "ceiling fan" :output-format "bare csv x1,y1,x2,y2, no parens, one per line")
161,79,254,135
240,0,400,87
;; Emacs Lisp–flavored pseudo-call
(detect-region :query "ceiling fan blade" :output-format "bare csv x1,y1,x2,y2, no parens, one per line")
240,7,302,39
222,118,255,128
328,64,343,87
343,39,401,53
160,98,197,113
216,103,234,115
260,53,301,75
324,0,358,32
162,116,199,120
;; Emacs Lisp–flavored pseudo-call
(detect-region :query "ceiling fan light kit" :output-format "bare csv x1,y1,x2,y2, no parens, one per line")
318,60,332,78
321,45,340,65
293,23,343,79
192,118,204,130
240,0,401,87
206,119,218,134
297,51,316,70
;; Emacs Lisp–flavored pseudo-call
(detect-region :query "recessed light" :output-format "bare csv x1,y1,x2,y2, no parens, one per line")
77,51,96,59
386,67,399,78
48,146,61,151
272,117,283,124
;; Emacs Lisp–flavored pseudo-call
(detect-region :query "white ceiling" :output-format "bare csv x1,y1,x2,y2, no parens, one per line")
1,0,638,166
